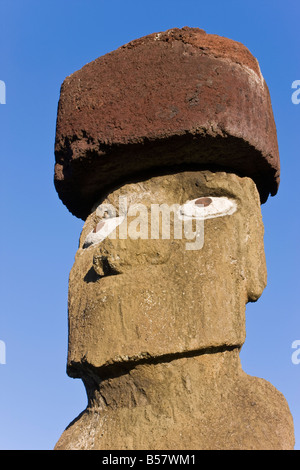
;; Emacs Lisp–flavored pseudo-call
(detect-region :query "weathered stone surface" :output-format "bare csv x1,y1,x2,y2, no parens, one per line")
54,27,280,219
53,28,294,450
55,170,295,450
66,171,267,375
55,349,295,450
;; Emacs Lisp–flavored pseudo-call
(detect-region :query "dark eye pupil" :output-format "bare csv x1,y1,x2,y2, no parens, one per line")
195,197,212,207
93,221,105,233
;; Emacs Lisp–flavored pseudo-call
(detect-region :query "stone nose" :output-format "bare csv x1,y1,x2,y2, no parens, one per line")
92,253,121,277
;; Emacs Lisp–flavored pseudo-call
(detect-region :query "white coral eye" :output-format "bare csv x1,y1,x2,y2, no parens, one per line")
178,196,237,220
83,216,125,248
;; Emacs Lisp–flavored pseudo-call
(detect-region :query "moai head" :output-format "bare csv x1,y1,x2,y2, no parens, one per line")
65,170,267,374
54,27,280,379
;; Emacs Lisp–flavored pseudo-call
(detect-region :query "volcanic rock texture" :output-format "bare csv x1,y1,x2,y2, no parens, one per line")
54,27,280,220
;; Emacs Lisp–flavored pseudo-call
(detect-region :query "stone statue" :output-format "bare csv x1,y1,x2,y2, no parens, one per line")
53,27,295,450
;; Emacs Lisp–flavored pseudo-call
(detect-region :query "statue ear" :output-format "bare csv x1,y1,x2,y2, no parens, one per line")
242,210,267,303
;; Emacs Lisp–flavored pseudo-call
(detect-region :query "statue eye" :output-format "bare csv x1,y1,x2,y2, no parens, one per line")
83,216,125,248
83,202,125,248
179,196,237,220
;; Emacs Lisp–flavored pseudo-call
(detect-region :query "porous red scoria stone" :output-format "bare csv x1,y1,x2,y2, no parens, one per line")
54,27,280,219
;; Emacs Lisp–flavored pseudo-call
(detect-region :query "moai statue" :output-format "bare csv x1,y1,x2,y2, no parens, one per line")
54,27,295,450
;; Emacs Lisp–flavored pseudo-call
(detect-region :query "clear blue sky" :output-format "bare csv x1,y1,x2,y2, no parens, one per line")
0,0,299,450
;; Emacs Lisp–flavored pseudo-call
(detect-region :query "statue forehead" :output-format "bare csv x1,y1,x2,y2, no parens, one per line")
90,171,257,210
